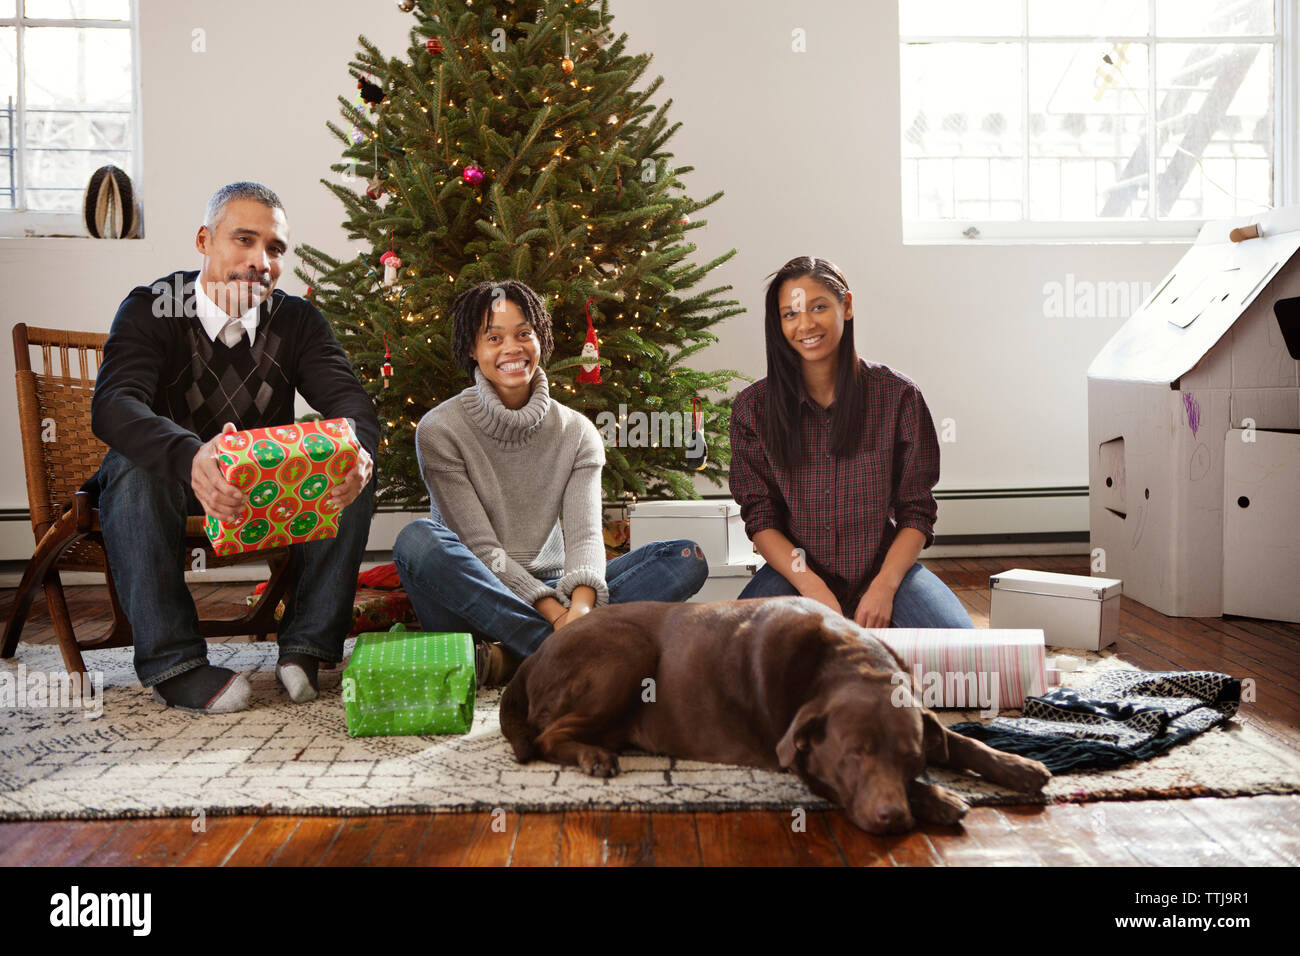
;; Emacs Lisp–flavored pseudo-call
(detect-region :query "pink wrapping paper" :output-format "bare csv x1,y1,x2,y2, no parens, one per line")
870,628,1048,711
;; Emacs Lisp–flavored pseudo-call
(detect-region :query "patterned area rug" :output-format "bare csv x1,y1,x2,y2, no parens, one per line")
1,641,1297,820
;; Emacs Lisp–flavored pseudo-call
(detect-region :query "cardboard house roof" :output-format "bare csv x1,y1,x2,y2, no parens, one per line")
1087,206,1300,385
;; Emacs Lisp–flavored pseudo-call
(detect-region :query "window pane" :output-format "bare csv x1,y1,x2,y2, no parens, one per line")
25,146,127,209
0,25,13,100
1154,42,1272,218
0,2,14,18
1028,0,1147,37
24,27,132,109
899,0,1021,37
1155,0,1273,37
901,43,1023,220
1029,41,1149,219
24,1,131,20
0,26,12,209
22,26,131,209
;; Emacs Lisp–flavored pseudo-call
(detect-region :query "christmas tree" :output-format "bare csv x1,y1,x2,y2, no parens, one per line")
296,0,746,508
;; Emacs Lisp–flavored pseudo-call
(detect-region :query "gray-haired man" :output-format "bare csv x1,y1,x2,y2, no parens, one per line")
84,182,379,713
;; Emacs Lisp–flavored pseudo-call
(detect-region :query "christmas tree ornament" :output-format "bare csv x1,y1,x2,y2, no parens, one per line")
426,37,443,54
686,397,708,470
349,125,365,145
380,250,402,287
462,163,485,186
358,76,385,112
396,0,415,10
578,298,602,385
365,136,385,200
562,24,574,74
381,333,394,388
679,213,691,226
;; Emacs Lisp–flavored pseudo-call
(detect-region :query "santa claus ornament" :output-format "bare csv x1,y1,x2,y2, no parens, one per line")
381,333,394,388
380,250,401,286
577,298,601,385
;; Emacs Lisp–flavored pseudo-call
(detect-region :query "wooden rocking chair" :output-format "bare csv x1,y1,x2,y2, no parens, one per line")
2,323,293,676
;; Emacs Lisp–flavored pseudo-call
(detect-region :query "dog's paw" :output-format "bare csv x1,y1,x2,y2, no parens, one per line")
578,748,620,778
1001,754,1051,792
907,781,969,826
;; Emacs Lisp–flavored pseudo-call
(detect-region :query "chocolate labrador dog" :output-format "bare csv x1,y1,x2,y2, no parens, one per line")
500,597,1051,834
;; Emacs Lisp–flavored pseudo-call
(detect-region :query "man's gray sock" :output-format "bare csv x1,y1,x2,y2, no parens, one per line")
276,652,320,703
153,665,251,714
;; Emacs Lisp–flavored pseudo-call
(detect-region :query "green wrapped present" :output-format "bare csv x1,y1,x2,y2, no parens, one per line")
341,625,476,736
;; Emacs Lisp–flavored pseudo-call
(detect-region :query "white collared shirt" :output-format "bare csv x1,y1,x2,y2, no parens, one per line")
193,271,261,346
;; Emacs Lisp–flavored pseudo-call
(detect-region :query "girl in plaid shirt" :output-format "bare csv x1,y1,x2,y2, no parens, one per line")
729,256,972,629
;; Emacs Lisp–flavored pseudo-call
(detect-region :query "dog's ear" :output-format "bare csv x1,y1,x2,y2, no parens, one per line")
920,709,949,765
777,700,827,769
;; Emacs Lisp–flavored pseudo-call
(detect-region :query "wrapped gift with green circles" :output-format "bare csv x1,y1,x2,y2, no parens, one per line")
341,624,476,736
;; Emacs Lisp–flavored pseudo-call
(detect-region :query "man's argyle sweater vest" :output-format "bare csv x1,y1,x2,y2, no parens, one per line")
169,312,292,440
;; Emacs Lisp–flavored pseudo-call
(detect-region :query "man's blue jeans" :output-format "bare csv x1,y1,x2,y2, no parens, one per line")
737,561,973,628
393,517,710,657
96,448,376,687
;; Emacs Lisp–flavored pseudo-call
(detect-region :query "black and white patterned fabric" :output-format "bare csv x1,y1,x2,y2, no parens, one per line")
952,670,1241,773
173,311,287,439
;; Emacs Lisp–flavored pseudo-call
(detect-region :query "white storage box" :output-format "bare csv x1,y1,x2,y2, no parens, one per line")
691,559,765,603
629,499,754,566
989,568,1122,651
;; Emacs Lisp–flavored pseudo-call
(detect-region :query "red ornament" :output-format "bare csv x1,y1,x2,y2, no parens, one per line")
427,37,443,54
577,299,601,385
381,334,393,389
462,163,485,187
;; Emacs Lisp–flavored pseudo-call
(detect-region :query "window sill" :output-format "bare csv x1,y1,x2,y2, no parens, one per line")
0,235,152,249
902,219,1208,245
902,235,1196,247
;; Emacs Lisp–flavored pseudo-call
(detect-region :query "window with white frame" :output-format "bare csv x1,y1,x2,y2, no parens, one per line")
900,0,1290,242
0,0,138,236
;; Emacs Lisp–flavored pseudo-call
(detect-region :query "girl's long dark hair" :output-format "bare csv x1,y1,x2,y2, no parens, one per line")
761,256,864,470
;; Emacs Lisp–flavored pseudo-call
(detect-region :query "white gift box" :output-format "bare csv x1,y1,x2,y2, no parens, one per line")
989,568,1122,651
628,499,754,566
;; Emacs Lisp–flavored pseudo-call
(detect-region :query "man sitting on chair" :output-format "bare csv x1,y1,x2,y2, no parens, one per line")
85,181,378,714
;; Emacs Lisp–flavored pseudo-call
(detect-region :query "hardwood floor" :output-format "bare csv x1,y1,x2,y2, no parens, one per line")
1,554,1297,867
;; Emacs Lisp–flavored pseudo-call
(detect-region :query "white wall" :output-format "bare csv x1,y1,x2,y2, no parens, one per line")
0,0,1186,544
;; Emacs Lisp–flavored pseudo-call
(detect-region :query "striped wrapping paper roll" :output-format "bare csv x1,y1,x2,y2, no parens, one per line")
870,629,1048,711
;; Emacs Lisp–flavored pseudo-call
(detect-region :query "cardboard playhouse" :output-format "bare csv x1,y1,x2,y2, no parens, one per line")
1087,207,1300,623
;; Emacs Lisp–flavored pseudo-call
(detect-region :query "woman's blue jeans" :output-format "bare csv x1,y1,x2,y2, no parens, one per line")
393,517,709,657
96,448,376,687
737,561,973,628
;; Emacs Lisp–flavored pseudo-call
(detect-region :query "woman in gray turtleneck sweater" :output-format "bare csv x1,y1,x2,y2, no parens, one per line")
394,280,709,685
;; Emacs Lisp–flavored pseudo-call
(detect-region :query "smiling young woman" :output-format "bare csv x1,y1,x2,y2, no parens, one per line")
394,280,709,686
728,256,972,630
